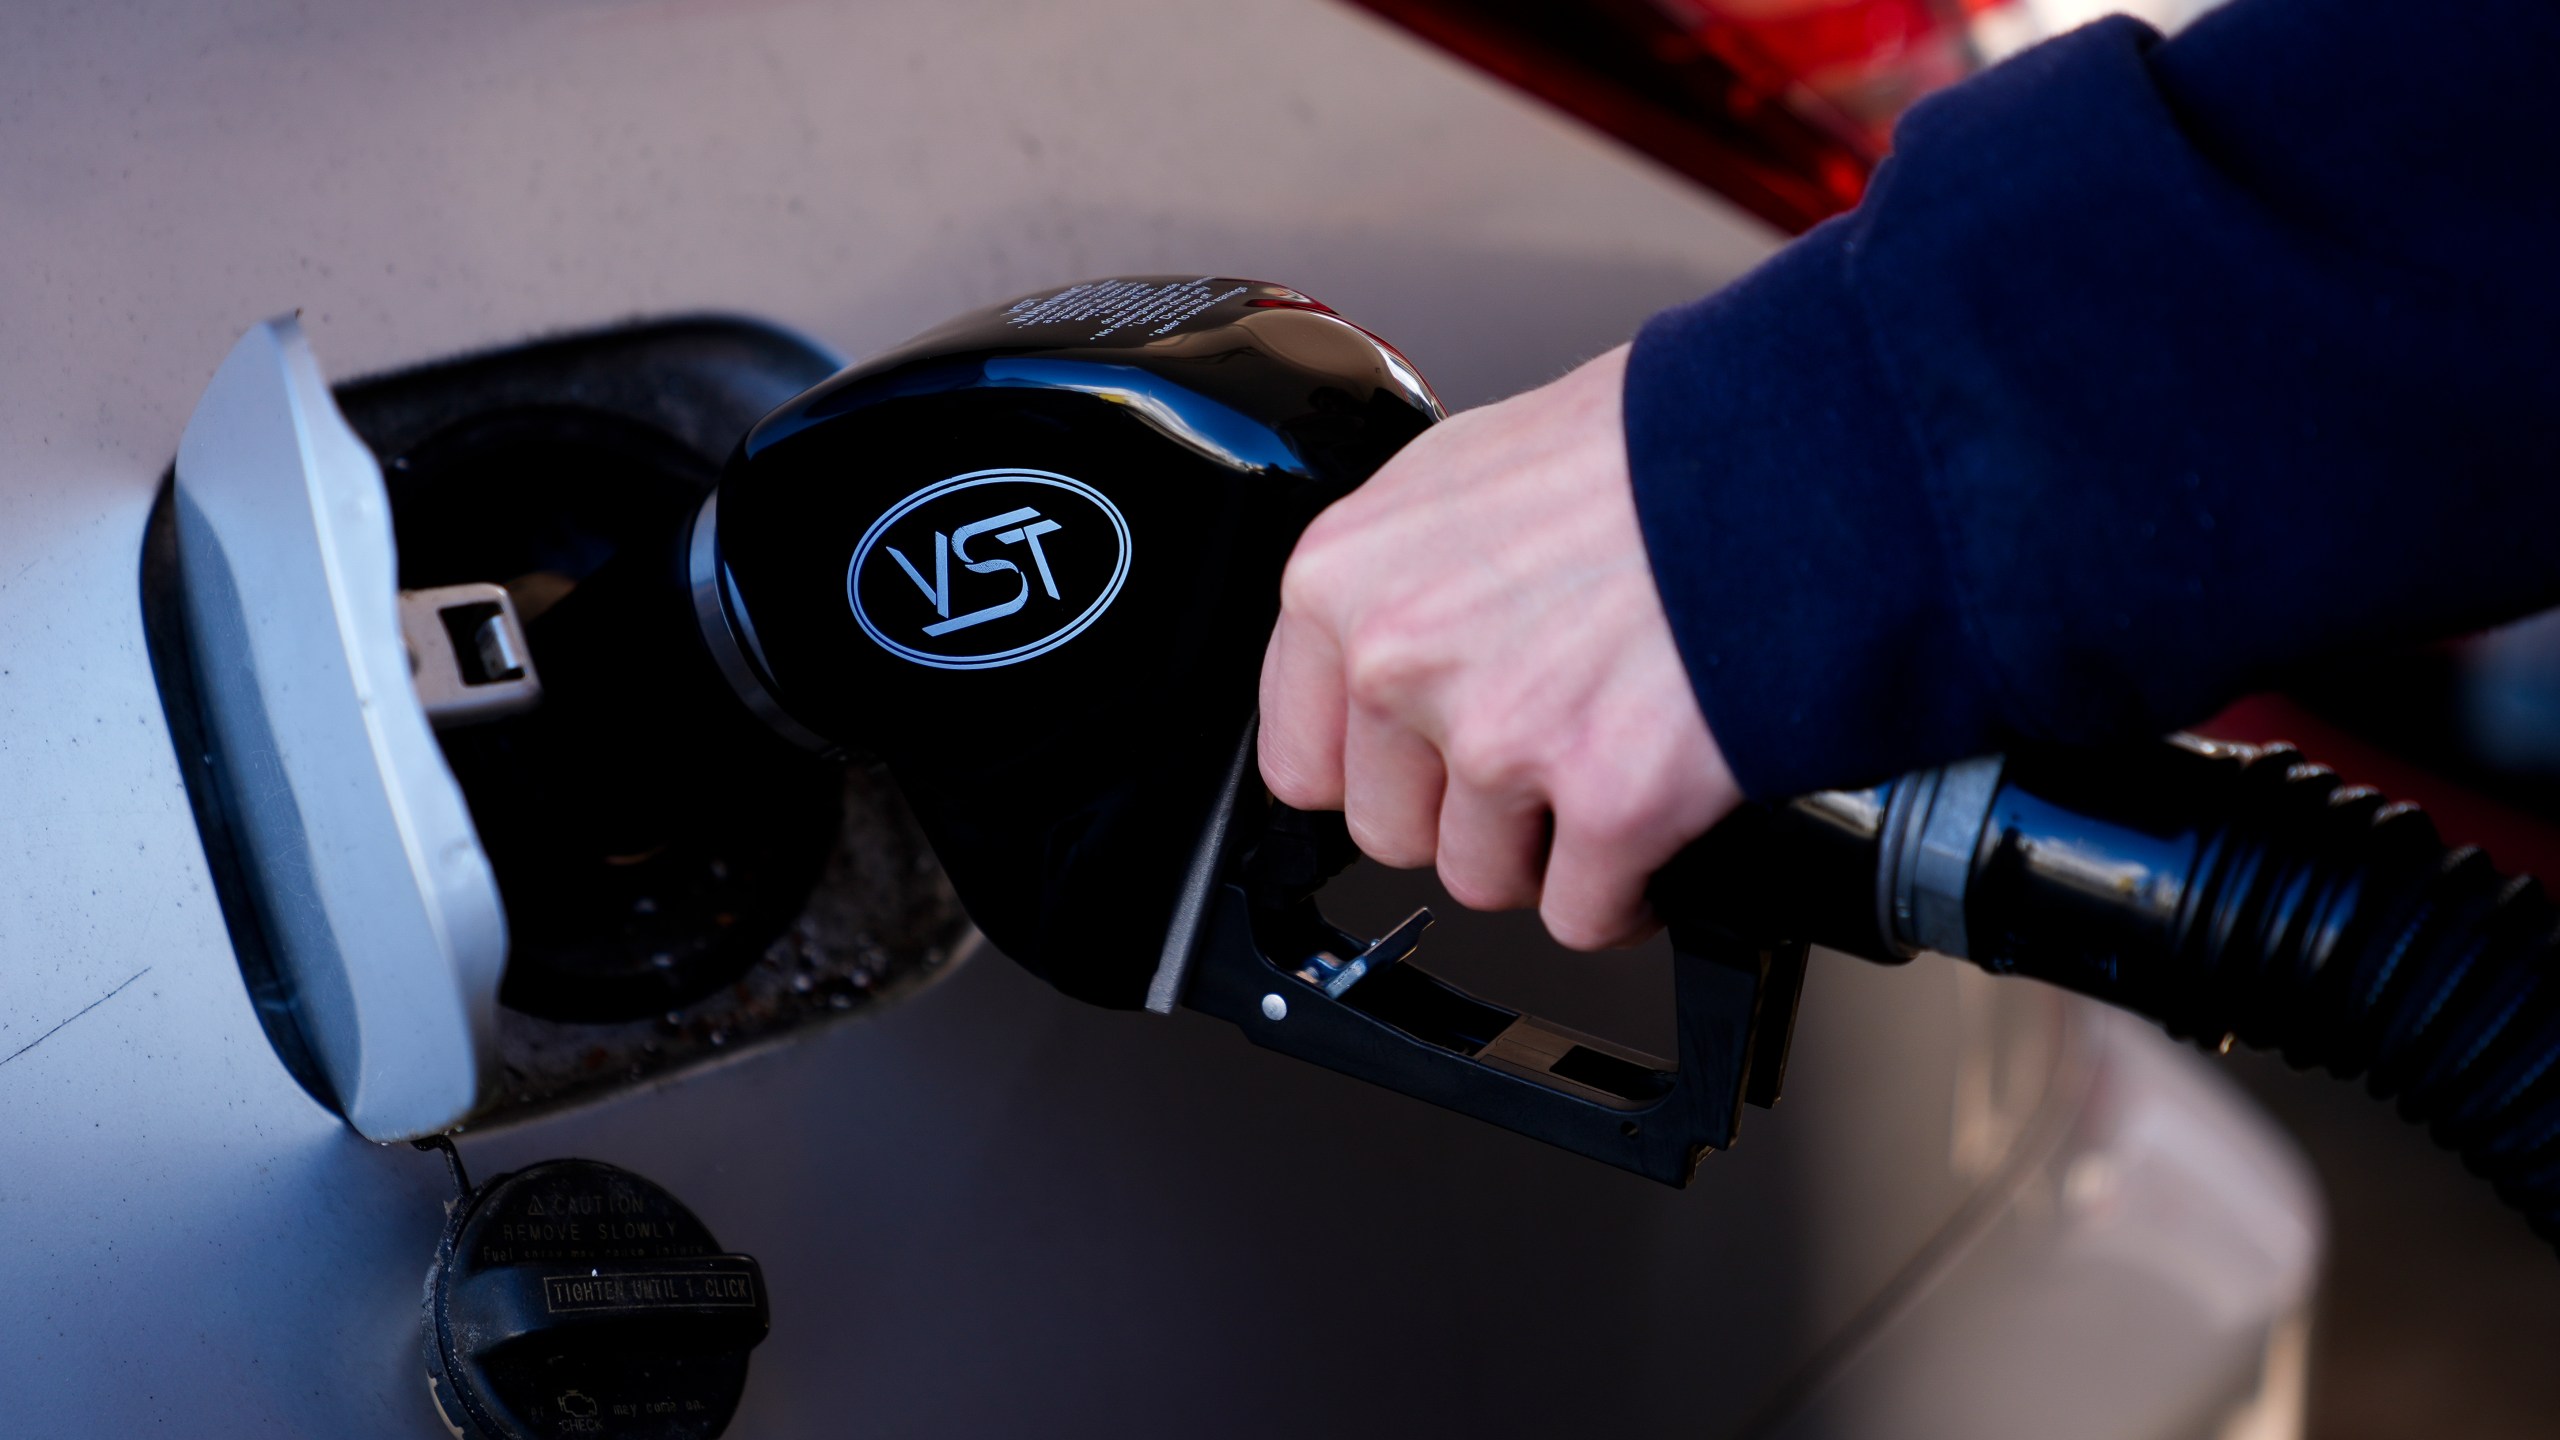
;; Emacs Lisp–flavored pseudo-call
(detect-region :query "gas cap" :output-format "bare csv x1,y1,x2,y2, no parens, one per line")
425,1158,770,1439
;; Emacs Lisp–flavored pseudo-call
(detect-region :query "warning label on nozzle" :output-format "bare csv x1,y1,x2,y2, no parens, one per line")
1002,277,1248,342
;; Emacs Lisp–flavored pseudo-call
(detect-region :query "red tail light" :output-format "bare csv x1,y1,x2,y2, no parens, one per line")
1347,0,2037,233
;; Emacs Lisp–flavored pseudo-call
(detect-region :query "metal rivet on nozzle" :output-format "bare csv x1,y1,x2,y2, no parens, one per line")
1260,993,1288,1022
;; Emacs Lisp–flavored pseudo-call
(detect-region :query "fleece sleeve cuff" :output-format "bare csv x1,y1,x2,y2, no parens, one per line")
1624,216,1995,799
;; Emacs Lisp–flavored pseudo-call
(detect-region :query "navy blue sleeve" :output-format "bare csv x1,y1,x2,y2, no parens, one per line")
1624,0,2560,798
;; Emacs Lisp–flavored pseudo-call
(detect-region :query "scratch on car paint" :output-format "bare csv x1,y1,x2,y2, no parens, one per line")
0,967,151,1072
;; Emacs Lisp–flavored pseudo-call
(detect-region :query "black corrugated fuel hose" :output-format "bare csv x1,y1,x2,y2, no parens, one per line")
1701,736,2560,1250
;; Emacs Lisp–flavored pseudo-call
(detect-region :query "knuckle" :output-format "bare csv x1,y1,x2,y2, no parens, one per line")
1279,522,1365,614
1340,615,1428,710
1293,493,1383,561
1276,549,1337,619
1442,724,1536,794
1560,784,1655,849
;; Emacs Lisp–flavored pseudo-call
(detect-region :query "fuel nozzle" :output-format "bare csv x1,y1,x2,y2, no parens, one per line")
619,277,1446,1007
513,277,1806,1184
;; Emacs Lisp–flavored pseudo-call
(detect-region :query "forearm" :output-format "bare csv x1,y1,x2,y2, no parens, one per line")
1627,0,2560,797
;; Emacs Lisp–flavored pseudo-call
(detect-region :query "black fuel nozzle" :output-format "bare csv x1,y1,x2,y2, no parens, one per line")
660,277,1449,1008
513,277,1820,1183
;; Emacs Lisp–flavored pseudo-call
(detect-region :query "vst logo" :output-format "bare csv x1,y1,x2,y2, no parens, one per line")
848,468,1132,670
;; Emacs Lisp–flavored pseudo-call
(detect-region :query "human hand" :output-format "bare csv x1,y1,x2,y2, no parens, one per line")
1257,344,1739,950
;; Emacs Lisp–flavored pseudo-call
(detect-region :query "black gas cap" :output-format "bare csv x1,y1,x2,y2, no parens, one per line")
426,1158,769,1439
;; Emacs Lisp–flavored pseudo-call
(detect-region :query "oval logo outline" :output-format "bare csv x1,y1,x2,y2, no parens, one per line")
847,468,1133,671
